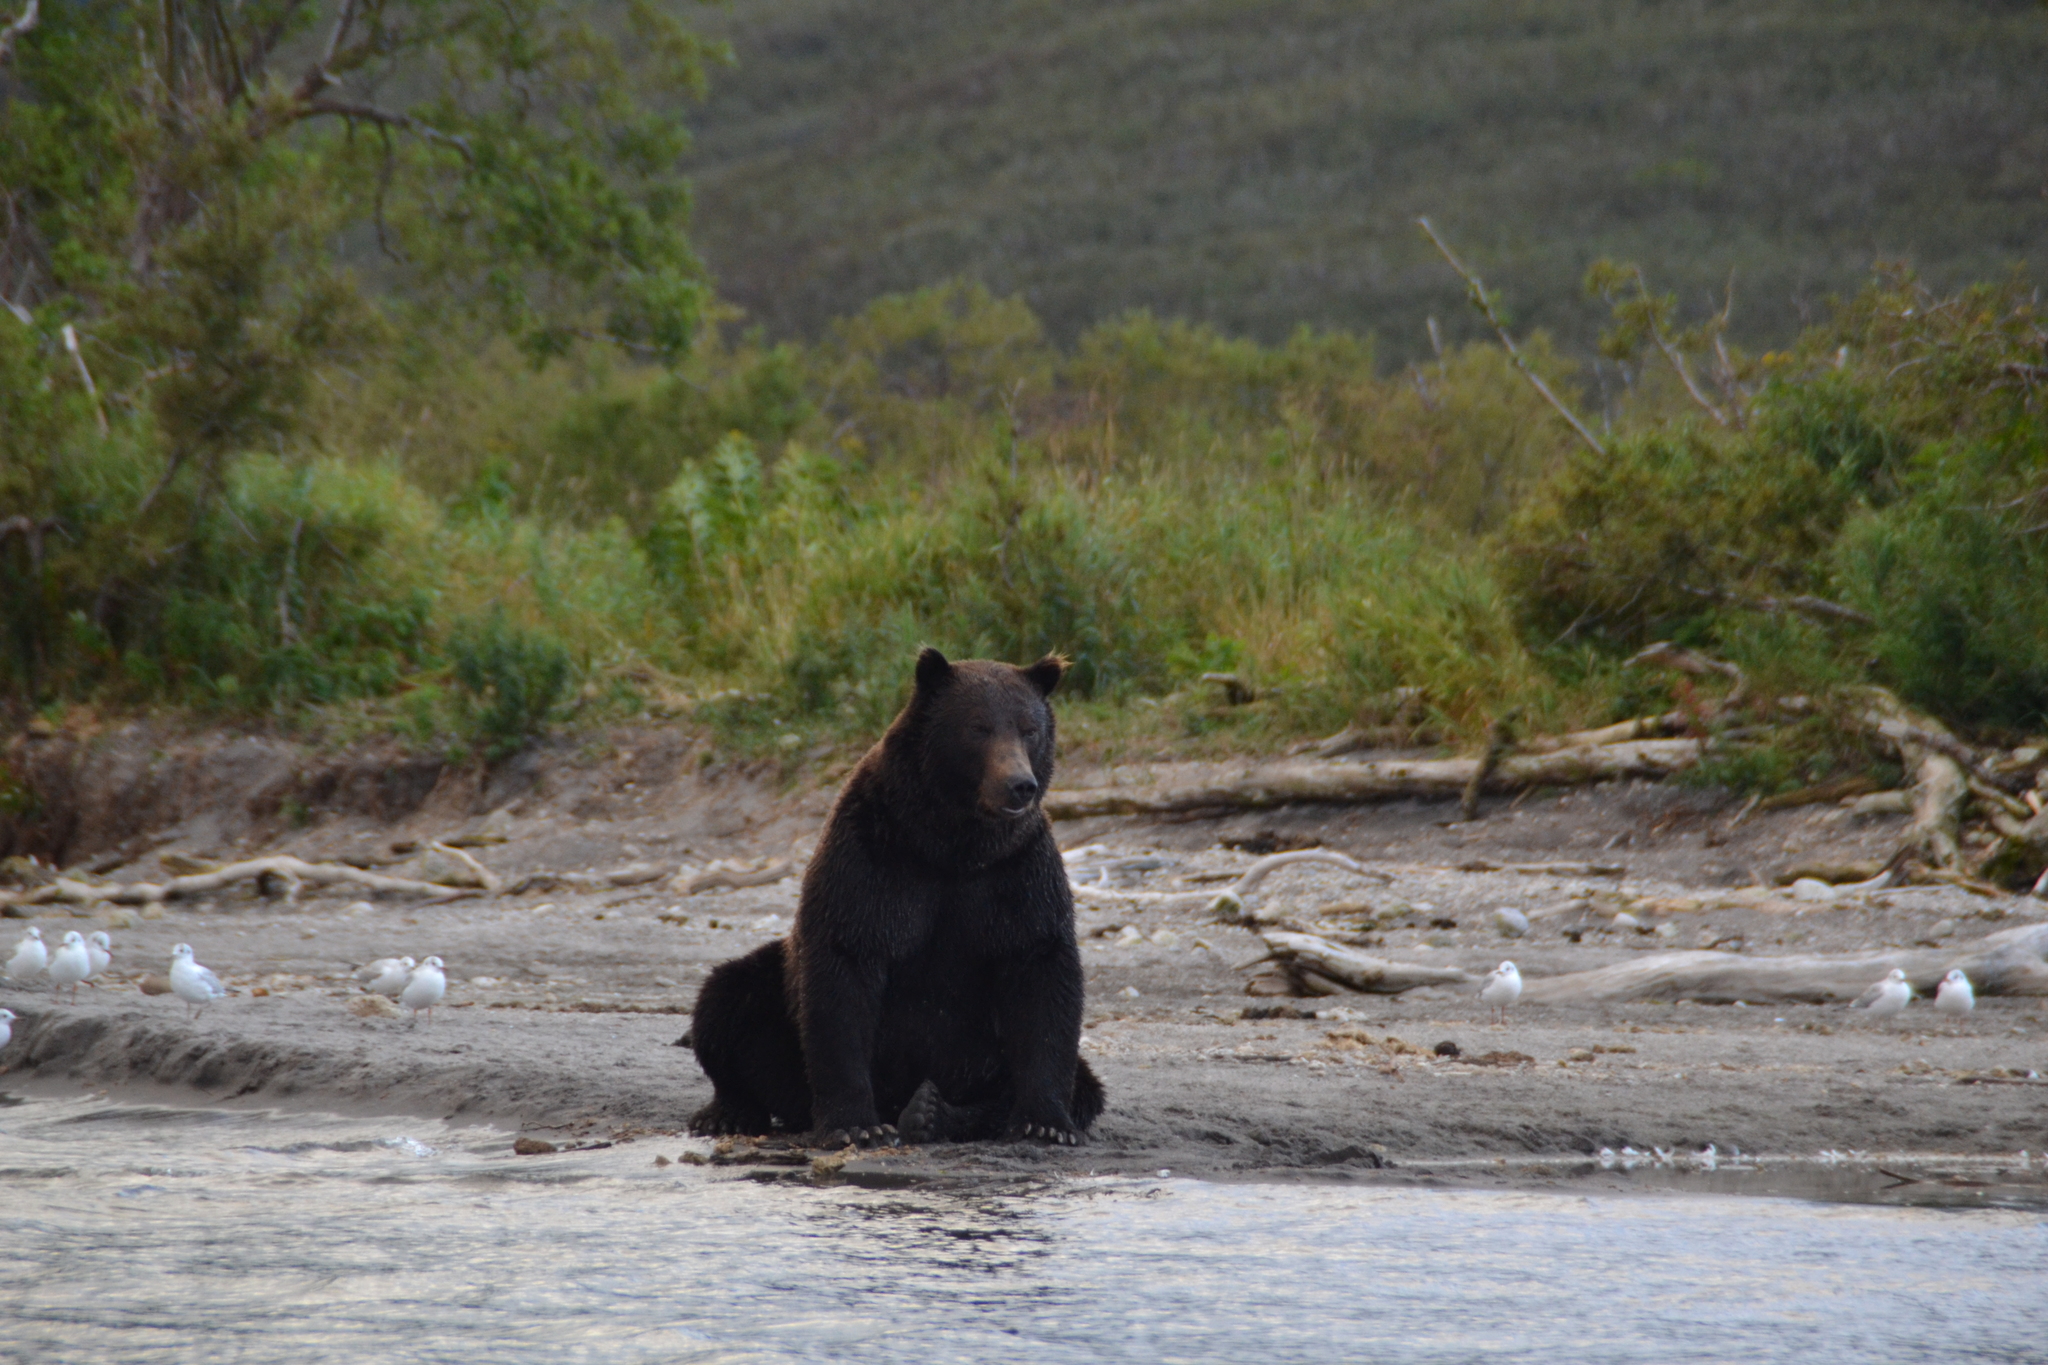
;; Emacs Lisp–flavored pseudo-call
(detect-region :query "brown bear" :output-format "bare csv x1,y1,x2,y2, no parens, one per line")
687,647,1104,1146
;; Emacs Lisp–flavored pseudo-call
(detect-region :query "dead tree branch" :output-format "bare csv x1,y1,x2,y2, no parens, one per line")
1417,217,1609,458
0,0,37,66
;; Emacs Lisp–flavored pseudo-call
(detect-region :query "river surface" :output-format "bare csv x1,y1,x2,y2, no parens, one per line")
2,1094,2044,1364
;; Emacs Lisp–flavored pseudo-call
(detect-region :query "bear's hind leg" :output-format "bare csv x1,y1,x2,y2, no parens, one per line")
689,939,811,1135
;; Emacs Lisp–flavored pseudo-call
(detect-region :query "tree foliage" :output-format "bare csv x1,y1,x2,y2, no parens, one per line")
0,0,719,714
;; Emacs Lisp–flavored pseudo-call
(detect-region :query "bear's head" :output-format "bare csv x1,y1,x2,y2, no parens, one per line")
898,646,1066,828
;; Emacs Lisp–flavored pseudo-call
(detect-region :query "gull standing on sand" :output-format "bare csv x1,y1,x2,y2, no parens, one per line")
86,931,113,981
401,956,446,1025
5,927,47,983
1481,961,1523,1025
48,931,91,1003
357,956,416,999
170,944,228,1019
1934,969,1975,1022
1850,968,1911,1021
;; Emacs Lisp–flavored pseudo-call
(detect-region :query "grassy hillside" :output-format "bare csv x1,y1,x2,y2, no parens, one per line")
679,0,2048,357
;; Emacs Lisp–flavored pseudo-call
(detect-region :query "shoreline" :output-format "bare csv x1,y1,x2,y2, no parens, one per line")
4,749,2047,1189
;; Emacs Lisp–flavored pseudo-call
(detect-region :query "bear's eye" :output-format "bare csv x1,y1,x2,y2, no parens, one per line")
1018,725,1038,740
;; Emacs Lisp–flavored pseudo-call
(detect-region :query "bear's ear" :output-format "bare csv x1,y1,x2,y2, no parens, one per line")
914,646,954,694
1022,654,1068,697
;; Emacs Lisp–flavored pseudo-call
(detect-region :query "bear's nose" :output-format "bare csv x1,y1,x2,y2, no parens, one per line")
1006,775,1040,806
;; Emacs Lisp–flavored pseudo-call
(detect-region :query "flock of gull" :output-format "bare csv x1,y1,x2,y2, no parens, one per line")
1,922,1982,1036
1,926,447,1026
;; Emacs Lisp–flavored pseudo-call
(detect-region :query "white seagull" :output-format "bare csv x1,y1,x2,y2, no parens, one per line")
401,956,447,1025
169,944,228,1019
1480,960,1523,1025
1850,968,1911,1021
86,931,113,981
48,931,91,1003
357,956,416,999
5,927,47,982
1934,969,1975,1022
0,1007,14,1052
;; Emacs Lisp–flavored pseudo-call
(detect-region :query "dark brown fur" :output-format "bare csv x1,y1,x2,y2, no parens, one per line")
688,648,1104,1146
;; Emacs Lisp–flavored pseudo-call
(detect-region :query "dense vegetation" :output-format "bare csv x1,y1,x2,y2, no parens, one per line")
676,0,2048,359
2,0,2045,779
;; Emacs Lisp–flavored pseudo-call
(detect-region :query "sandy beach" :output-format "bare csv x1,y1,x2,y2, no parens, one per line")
4,727,2046,1187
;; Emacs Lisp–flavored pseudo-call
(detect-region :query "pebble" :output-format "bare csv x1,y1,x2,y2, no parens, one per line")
1490,907,1528,938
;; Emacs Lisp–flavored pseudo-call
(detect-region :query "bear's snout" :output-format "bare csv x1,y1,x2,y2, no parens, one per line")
981,738,1043,817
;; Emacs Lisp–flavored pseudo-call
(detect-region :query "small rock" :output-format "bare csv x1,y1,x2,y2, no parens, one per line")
1119,985,1142,999
1115,925,1144,946
469,976,500,987
1611,911,1642,929
1789,878,1838,903
250,986,270,997
513,1137,557,1156
1434,1040,1461,1058
653,1154,671,1167
652,976,678,988
138,973,173,996
1928,918,1956,939
679,1151,709,1166
1490,907,1529,938
348,995,400,1019
1150,928,1180,948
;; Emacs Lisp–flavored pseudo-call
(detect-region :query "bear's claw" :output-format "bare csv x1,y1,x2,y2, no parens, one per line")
820,1124,899,1149
1018,1122,1084,1146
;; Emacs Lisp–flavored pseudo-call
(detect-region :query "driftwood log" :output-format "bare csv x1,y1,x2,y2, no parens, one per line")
1515,922,2048,1005
0,855,478,908
1260,923,2048,1004
1258,931,1478,995
1044,738,1703,819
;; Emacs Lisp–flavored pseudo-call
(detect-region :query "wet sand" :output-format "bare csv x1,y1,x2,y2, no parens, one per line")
4,757,2047,1185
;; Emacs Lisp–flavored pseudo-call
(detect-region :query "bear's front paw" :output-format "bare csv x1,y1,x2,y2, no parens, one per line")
1008,1110,1086,1146
689,1098,771,1137
818,1123,900,1149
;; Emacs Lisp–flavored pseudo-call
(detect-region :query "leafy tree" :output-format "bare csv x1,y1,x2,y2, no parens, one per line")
0,0,720,703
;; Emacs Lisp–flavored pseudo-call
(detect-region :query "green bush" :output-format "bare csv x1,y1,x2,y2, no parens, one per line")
448,610,576,760
1836,474,2048,735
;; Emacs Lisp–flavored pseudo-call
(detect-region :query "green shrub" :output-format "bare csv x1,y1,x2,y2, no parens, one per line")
1836,478,2048,735
448,609,576,760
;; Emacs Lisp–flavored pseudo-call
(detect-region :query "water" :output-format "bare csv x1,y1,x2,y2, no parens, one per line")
3,1095,2045,1364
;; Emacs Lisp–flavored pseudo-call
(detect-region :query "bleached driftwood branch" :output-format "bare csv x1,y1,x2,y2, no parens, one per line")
1515,922,2048,1005
2,855,479,907
1258,931,1477,995
1044,738,1703,819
